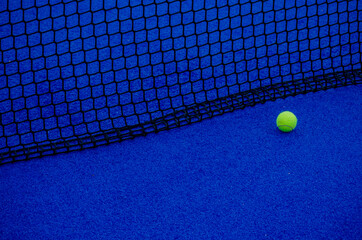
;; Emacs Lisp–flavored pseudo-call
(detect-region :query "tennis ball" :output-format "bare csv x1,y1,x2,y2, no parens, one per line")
276,111,297,132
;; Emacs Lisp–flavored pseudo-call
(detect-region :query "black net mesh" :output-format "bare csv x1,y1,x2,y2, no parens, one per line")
0,0,361,164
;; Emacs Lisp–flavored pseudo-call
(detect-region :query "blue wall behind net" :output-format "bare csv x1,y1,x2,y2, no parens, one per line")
0,0,361,151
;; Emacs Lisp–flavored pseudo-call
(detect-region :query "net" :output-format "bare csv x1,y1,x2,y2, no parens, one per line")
0,0,361,165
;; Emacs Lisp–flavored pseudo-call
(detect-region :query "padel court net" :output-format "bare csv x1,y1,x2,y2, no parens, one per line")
0,0,361,164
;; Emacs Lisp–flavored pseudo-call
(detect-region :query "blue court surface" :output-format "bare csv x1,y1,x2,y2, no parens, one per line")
0,0,361,239
1,85,361,239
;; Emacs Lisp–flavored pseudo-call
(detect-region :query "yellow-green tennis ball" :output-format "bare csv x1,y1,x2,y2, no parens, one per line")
276,111,297,132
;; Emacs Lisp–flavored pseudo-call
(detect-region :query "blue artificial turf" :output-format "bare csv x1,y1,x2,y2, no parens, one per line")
0,85,361,239
0,0,361,239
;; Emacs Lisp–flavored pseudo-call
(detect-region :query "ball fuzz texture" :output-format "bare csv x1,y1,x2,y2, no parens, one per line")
276,111,297,133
